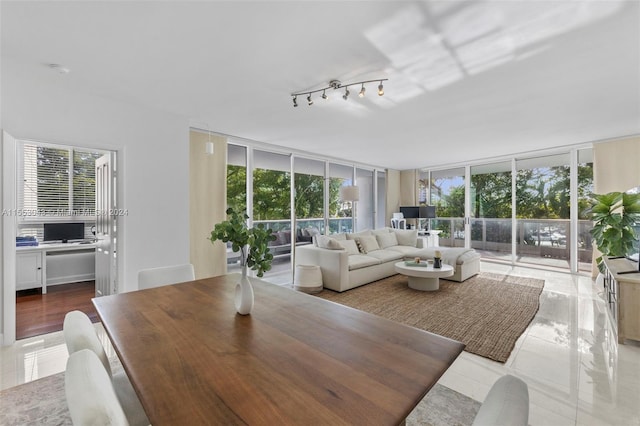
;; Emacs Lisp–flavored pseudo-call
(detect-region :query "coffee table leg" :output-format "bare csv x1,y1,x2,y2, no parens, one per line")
408,276,439,291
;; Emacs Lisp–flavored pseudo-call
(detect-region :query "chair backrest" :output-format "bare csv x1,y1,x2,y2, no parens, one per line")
65,349,130,426
392,212,404,220
63,310,112,377
472,374,529,426
138,263,195,290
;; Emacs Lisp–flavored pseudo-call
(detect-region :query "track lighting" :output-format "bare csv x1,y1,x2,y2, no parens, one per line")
291,78,388,107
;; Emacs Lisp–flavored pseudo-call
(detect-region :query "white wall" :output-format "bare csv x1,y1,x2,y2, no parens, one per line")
1,60,190,340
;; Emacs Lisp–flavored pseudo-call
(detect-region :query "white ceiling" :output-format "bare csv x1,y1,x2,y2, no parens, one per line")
2,1,639,170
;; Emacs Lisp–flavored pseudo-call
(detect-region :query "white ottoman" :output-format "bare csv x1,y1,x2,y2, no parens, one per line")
294,265,323,294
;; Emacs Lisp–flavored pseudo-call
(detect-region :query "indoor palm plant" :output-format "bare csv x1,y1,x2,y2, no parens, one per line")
589,191,640,271
210,207,276,314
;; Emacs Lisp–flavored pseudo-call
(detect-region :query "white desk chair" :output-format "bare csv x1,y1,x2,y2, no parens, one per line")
472,374,529,426
138,263,195,290
63,311,150,426
65,349,130,426
391,213,406,229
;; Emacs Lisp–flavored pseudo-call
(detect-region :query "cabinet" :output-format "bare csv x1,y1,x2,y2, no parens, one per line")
16,243,96,293
602,257,640,344
16,252,43,291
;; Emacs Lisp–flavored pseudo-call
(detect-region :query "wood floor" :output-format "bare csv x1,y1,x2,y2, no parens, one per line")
16,281,98,340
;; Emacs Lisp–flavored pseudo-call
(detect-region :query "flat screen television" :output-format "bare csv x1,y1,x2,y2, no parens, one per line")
43,222,85,243
399,206,420,219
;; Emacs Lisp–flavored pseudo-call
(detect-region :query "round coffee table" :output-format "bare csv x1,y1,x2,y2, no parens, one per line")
394,261,454,291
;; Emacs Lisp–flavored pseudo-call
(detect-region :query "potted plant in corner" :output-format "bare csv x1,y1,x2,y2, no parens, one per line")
589,191,640,273
210,207,276,315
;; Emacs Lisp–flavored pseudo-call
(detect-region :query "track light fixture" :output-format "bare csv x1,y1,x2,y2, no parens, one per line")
291,78,388,107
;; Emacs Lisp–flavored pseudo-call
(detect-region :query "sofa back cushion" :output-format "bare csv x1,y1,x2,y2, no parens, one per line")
338,239,360,255
316,235,343,250
346,230,372,240
393,229,418,247
357,235,381,254
376,232,399,249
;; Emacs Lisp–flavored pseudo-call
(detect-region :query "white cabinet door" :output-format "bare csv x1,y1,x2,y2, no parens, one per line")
16,252,43,291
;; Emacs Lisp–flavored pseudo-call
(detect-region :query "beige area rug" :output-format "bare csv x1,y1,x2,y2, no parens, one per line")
0,371,480,426
316,272,544,363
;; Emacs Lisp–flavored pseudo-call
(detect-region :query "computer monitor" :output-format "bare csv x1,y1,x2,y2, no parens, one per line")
43,222,85,243
419,206,436,219
399,206,420,219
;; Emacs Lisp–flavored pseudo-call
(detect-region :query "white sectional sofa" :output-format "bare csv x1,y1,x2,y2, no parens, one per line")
295,228,480,292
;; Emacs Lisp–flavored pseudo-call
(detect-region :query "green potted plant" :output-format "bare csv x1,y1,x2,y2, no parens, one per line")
589,191,640,271
210,207,276,314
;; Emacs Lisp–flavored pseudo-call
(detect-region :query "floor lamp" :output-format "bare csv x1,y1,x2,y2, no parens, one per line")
340,185,359,233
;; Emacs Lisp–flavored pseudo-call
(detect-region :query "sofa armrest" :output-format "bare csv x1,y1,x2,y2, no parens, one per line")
295,245,349,291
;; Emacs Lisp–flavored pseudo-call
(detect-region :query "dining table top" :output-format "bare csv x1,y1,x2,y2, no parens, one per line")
92,273,465,425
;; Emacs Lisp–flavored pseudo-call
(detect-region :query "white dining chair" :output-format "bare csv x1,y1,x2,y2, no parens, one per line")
63,310,150,426
65,349,130,426
137,263,195,289
472,374,529,426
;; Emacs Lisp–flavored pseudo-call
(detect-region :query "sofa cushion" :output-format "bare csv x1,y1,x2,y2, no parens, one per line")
316,235,343,250
367,249,404,263
393,229,418,247
346,230,372,240
386,245,423,257
371,228,392,236
357,235,380,253
376,232,398,249
330,233,347,241
338,239,360,255
348,254,381,271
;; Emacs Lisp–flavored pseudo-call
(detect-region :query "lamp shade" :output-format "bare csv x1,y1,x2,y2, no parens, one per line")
340,185,359,202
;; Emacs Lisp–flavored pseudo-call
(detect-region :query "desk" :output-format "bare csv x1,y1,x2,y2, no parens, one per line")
16,242,96,293
93,274,464,425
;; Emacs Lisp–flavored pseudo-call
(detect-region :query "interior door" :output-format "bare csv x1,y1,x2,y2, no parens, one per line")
95,153,117,297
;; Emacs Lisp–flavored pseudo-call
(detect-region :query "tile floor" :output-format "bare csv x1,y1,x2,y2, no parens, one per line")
1,262,639,425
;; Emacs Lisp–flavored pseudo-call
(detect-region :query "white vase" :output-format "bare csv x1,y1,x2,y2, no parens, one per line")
235,266,254,315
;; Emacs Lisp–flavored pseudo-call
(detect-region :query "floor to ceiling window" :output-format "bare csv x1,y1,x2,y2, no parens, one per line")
470,161,512,260
252,150,291,279
356,168,374,232
420,147,593,273
294,156,324,242
377,171,387,229
226,144,247,267
430,168,466,248
515,153,571,269
329,163,355,234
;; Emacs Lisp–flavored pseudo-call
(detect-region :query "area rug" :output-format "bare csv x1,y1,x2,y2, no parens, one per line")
0,372,480,426
316,272,544,363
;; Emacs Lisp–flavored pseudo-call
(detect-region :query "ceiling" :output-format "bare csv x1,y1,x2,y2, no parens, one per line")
2,1,639,170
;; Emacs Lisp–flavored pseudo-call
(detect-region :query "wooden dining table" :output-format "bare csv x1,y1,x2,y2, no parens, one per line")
93,274,465,425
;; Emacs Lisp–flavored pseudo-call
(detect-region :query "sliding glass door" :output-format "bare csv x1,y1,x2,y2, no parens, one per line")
470,161,512,261
430,168,465,247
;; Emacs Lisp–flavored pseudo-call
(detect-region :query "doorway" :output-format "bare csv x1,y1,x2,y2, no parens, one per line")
3,134,118,344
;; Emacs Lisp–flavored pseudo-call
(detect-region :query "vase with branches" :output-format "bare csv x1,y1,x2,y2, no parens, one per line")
210,207,276,314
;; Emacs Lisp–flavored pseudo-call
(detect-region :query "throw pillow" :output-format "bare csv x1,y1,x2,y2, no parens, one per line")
338,239,360,255
358,235,380,253
316,235,343,250
393,229,418,247
376,232,398,249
